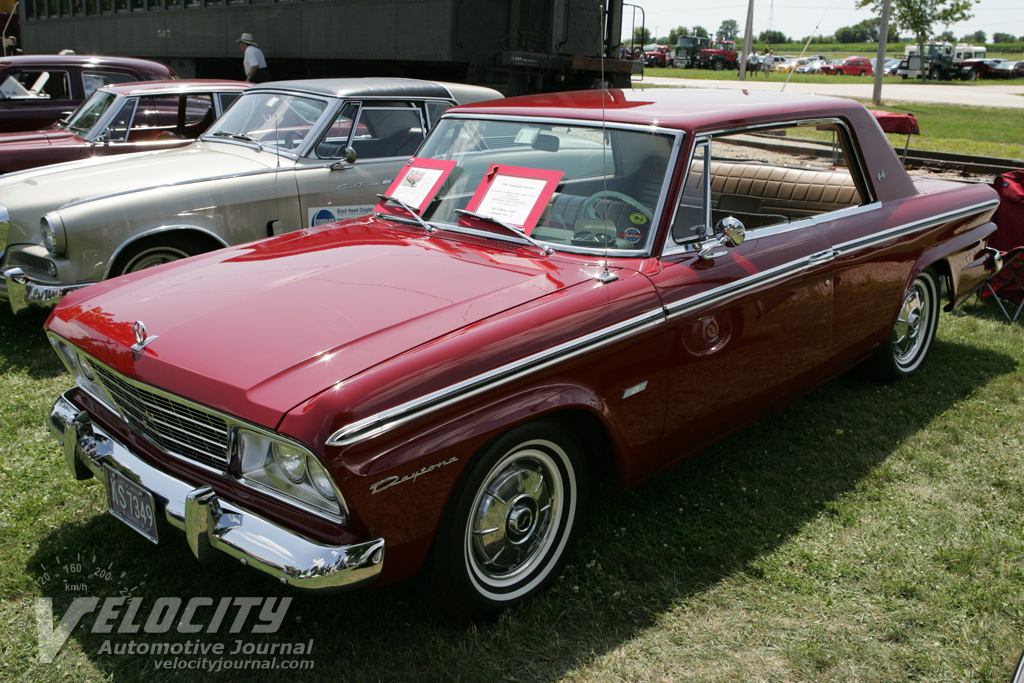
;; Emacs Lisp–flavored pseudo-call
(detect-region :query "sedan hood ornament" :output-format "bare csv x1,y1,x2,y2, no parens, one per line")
130,320,158,353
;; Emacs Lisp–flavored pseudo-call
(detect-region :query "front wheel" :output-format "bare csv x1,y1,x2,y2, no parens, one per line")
929,67,943,81
112,235,204,276
426,420,588,619
712,59,725,71
868,270,940,381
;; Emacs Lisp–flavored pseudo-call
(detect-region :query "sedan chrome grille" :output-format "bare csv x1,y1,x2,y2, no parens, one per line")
6,250,51,274
92,364,229,470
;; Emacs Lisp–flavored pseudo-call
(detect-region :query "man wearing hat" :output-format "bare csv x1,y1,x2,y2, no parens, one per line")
238,33,272,83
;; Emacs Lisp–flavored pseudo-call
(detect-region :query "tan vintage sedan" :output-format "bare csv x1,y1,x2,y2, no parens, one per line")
0,78,501,313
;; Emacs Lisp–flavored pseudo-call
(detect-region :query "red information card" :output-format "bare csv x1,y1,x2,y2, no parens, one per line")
459,164,563,235
376,157,457,216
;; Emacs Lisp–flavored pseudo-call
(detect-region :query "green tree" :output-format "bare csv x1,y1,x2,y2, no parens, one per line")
717,19,739,41
937,29,956,42
667,26,689,44
992,32,1016,43
632,27,651,45
758,29,789,44
961,30,986,43
693,25,709,38
857,0,978,64
834,26,870,43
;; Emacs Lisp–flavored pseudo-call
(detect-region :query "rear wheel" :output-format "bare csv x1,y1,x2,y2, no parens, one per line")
868,270,940,381
112,235,205,276
426,420,588,620
963,69,977,81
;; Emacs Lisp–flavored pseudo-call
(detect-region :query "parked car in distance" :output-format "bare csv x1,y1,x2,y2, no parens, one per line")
796,59,827,74
0,80,249,175
821,56,874,76
883,58,901,75
959,58,1020,80
46,87,1000,618
0,55,177,133
644,45,675,68
0,77,501,313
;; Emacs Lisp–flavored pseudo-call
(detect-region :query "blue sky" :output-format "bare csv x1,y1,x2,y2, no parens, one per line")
623,1,1022,43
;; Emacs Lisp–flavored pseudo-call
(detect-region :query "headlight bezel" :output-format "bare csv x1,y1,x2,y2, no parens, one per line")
41,213,67,255
235,427,348,523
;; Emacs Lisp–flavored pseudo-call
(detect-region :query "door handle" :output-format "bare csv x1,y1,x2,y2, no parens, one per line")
808,249,836,266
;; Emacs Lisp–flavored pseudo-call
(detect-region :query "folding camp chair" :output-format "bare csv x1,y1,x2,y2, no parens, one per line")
982,247,1024,322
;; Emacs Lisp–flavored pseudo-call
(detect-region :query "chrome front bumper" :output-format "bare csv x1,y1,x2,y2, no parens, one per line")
2,267,87,313
48,390,385,592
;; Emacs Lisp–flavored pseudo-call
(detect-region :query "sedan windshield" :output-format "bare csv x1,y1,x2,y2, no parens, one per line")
65,90,117,136
204,92,329,153
414,117,675,254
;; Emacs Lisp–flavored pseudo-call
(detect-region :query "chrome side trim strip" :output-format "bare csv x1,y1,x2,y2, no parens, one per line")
663,254,818,320
58,164,297,212
327,308,667,447
832,199,999,257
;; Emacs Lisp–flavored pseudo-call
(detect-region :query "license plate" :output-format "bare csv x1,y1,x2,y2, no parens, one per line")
105,467,159,543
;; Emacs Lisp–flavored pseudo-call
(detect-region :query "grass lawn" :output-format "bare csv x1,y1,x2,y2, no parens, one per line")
1,284,1023,682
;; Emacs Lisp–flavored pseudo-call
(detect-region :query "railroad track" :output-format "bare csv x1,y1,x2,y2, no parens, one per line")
901,148,1023,177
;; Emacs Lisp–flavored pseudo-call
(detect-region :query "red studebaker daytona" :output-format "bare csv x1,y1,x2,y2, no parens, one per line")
46,88,1000,618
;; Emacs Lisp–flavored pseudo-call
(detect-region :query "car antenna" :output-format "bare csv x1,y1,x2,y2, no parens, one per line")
595,0,618,284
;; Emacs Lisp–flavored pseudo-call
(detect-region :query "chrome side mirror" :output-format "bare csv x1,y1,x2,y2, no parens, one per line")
716,216,746,247
698,216,746,261
330,146,358,170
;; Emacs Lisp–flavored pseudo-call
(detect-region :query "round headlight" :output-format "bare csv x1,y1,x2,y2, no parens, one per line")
77,354,96,381
273,444,306,483
306,458,337,501
41,214,67,255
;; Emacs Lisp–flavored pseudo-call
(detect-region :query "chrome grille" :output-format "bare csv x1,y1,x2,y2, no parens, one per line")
92,365,229,470
6,250,51,273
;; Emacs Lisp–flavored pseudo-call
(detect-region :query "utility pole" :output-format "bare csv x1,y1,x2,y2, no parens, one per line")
738,0,755,80
872,0,893,105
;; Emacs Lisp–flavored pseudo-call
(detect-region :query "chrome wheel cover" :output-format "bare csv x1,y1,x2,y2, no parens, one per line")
464,440,571,598
892,277,933,369
124,246,192,273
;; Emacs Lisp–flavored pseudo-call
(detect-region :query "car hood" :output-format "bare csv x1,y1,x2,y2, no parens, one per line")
48,219,593,429
0,141,273,215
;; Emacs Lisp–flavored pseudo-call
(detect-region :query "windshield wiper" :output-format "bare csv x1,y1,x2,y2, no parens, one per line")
203,130,264,151
375,194,439,234
455,209,553,256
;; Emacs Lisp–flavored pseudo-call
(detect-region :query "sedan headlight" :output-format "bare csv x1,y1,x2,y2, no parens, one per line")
237,429,347,522
41,213,67,255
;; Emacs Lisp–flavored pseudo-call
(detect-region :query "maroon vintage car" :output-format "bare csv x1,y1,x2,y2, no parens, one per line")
0,55,177,133
44,88,1000,619
0,79,249,175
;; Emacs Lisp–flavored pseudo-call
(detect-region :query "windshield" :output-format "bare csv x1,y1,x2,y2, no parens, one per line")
204,92,329,152
65,90,117,136
413,117,675,254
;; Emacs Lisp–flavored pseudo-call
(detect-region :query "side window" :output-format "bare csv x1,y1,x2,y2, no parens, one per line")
314,101,360,159
0,70,72,100
426,100,454,126
350,107,426,159
82,70,138,98
703,122,866,232
216,91,242,113
672,142,708,244
105,99,137,142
